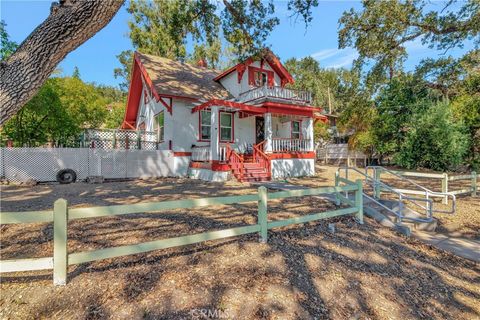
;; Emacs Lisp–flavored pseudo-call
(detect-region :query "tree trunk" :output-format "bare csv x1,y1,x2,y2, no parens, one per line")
0,0,124,125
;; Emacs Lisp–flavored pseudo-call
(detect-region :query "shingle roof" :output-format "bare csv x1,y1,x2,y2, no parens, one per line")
136,52,231,101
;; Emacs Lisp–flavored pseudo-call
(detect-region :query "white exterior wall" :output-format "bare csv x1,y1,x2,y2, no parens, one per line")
271,159,315,179
188,168,229,182
174,156,190,176
272,117,292,138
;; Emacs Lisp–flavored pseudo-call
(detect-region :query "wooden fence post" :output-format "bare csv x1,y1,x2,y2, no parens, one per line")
334,171,340,205
355,179,364,224
258,186,268,243
374,168,381,199
54,199,68,286
442,173,448,204
472,171,477,197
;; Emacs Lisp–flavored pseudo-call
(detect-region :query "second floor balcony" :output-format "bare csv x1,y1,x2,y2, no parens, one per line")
237,86,312,105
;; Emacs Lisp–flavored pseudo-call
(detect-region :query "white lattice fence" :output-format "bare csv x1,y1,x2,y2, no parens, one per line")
84,129,158,150
0,148,176,182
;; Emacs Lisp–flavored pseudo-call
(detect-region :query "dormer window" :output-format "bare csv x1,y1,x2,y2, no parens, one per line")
248,66,274,87
254,71,268,86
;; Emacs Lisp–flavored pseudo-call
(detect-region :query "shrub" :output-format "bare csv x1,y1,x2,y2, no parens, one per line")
394,102,469,171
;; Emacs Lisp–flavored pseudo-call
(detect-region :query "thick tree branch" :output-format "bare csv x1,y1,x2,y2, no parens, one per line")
0,0,124,125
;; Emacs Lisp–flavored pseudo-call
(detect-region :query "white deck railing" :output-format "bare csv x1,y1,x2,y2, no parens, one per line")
191,145,228,162
238,86,312,104
192,146,210,162
219,146,228,162
272,138,311,153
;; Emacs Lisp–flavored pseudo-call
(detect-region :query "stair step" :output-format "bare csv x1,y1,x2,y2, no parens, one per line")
239,176,271,182
243,163,263,168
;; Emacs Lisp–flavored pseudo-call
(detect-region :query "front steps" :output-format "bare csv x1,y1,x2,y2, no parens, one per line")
231,161,271,182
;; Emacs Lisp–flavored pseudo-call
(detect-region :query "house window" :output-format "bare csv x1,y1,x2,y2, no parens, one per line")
291,121,301,139
254,71,268,86
200,110,211,140
154,111,164,142
220,112,233,142
248,66,274,87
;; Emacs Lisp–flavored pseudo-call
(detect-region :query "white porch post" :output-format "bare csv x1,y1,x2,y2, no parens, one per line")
210,106,220,161
264,113,273,153
305,117,314,151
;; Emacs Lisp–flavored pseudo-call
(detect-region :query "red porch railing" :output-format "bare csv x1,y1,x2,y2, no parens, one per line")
253,141,271,175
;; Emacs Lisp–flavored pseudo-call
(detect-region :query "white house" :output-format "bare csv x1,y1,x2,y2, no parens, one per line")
121,50,327,182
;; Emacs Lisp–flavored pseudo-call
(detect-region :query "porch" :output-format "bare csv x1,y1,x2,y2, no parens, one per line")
189,103,315,181
191,137,313,163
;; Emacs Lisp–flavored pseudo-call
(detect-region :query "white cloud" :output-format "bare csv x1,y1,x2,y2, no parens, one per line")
310,49,339,60
327,51,359,68
309,47,359,69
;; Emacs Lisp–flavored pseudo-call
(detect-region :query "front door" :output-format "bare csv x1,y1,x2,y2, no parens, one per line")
255,116,265,144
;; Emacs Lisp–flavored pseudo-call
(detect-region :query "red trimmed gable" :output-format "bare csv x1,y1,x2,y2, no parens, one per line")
122,53,162,129
122,54,142,129
213,50,294,87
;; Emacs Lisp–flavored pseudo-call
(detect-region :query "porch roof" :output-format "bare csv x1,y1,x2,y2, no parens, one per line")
191,99,318,118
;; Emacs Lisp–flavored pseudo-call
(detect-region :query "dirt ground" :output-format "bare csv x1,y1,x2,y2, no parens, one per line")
1,167,479,319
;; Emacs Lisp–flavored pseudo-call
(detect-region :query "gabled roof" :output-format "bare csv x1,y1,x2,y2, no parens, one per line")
136,52,231,101
122,52,232,129
213,49,294,86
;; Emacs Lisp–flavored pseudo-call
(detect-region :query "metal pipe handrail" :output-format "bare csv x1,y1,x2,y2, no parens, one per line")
337,166,434,222
366,166,456,214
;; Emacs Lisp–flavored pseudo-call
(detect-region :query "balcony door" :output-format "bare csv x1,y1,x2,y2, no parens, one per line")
255,116,265,144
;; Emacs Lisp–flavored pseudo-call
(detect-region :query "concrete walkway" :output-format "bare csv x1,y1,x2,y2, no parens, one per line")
254,181,480,263
413,231,480,262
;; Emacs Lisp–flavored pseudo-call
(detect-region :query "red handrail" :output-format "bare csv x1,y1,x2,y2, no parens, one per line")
226,144,244,180
253,141,271,175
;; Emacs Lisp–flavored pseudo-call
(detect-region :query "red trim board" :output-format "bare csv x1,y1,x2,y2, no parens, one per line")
269,152,315,159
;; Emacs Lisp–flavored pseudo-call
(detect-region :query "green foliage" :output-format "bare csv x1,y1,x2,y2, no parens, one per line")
373,74,439,157
313,121,330,144
2,77,126,146
115,0,319,89
339,0,480,87
395,102,469,171
187,40,222,69
113,50,134,91
2,79,79,147
0,20,17,61
451,65,480,169
104,102,126,129
72,66,81,79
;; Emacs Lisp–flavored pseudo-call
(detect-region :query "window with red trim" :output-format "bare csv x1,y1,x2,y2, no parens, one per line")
248,66,274,87
219,112,234,142
199,110,211,141
154,111,164,142
291,121,301,139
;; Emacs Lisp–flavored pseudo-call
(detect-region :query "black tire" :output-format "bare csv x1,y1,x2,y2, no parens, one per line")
56,169,77,184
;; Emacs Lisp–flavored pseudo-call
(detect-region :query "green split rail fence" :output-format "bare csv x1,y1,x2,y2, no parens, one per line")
0,181,363,285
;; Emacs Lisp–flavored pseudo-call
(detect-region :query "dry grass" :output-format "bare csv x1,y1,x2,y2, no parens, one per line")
1,172,479,319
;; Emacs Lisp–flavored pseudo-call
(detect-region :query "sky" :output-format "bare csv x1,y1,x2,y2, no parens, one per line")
1,0,475,88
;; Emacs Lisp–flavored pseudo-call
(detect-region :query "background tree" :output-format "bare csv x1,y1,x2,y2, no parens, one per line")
1,0,318,123
395,102,469,171
2,75,126,146
72,66,81,79
0,0,124,125
338,0,480,88
114,0,320,89
0,20,18,60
